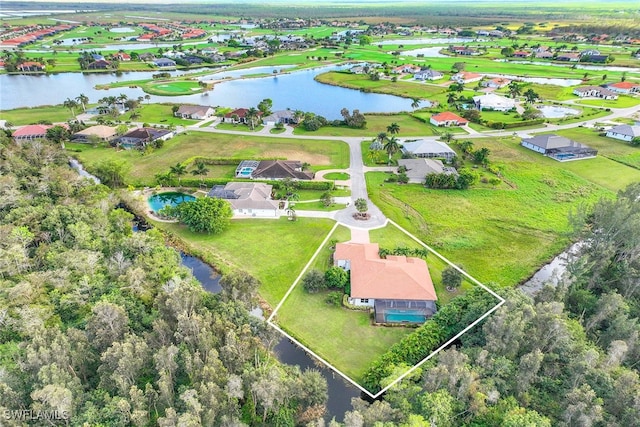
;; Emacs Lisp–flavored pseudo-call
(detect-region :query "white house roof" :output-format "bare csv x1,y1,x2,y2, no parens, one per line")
608,124,640,138
473,93,516,109
401,139,456,157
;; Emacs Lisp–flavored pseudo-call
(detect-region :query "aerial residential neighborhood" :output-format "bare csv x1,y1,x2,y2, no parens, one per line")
1,0,640,425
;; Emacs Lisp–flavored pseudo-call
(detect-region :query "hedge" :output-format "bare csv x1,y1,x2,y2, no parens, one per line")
361,287,498,393
161,177,334,191
485,118,545,130
181,156,286,167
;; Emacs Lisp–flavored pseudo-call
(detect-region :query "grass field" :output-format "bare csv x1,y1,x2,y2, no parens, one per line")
133,104,195,126
365,134,640,288
67,131,349,186
322,172,350,180
0,105,75,125
155,217,337,306
574,96,640,109
293,113,441,137
146,81,204,96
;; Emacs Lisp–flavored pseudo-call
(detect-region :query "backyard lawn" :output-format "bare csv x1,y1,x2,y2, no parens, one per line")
154,217,337,307
67,130,350,186
292,113,440,137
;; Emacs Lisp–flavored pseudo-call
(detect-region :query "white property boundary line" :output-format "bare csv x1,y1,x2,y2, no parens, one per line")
268,219,505,399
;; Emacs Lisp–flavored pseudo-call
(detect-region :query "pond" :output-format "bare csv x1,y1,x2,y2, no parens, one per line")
109,27,136,33
1,64,415,119
148,192,195,212
538,105,580,119
401,46,447,58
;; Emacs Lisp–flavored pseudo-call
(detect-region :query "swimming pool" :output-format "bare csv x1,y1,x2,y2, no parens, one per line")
384,309,427,323
148,192,195,212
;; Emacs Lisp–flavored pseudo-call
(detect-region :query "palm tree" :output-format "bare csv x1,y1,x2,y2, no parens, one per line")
383,136,400,165
411,98,420,110
246,107,259,130
169,163,187,186
459,140,475,156
63,98,78,118
508,81,522,98
387,122,400,135
129,110,141,121
524,88,539,104
447,93,458,104
191,161,209,186
441,131,454,143
144,94,151,104
76,93,89,112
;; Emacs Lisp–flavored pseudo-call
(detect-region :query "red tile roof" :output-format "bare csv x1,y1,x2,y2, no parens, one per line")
335,243,437,301
431,111,468,124
609,81,639,89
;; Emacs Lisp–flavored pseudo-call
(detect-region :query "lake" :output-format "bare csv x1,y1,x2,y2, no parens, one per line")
0,65,415,119
377,37,476,45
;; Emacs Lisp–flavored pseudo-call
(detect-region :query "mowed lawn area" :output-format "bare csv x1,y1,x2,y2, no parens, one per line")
293,113,441,137
275,225,412,381
155,217,337,307
1,105,75,125
67,131,349,186
367,135,640,288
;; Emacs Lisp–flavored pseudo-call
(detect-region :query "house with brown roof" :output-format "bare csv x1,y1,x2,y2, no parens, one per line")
223,108,262,124
72,125,118,142
117,127,173,149
175,105,214,120
556,53,580,62
208,182,280,217
253,160,314,180
430,112,469,127
17,61,45,72
334,242,437,324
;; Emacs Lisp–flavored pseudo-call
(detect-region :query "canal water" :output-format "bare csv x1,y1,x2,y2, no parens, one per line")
1,64,414,119
519,243,582,297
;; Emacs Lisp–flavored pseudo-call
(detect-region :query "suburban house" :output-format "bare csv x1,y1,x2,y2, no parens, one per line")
174,105,214,120
413,69,444,81
117,127,173,149
12,124,65,142
398,158,458,184
334,242,438,324
513,50,530,58
473,93,516,111
481,77,511,89
18,61,45,72
521,134,598,161
223,108,263,124
208,182,280,217
152,58,176,67
114,52,131,61
401,139,457,160
87,59,111,70
535,51,554,59
262,110,298,125
451,71,483,84
606,82,640,94
72,125,118,142
605,124,640,142
572,86,618,99
235,159,314,180
556,53,580,62
449,46,478,56
430,112,469,127
392,64,421,74
580,54,608,63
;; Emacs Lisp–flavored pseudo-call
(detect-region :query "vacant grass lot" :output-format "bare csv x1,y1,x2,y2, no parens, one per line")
574,96,640,109
0,105,75,125
366,135,640,287
293,113,440,137
156,217,337,306
67,131,349,186
132,104,195,126
315,71,445,100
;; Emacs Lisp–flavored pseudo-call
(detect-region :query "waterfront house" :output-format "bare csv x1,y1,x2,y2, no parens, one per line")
605,124,640,143
223,108,262,124
430,112,469,127
208,182,280,217
334,242,437,324
17,61,45,72
262,110,298,125
174,105,214,120
521,134,597,161
481,77,511,89
401,139,457,160
87,59,111,70
152,58,176,67
556,53,580,62
473,93,516,111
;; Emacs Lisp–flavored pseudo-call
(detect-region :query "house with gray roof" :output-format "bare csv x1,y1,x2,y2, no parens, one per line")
398,158,458,184
605,124,640,143
572,86,618,99
413,69,443,81
175,105,214,120
208,182,280,217
401,139,457,160
521,134,597,161
262,110,298,126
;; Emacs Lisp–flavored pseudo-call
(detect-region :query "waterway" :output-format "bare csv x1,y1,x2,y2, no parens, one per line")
494,59,640,74
519,243,582,297
377,37,476,45
0,64,415,119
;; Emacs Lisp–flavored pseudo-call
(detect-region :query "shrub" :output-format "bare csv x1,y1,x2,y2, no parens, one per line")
325,267,348,290
302,269,326,293
325,291,343,306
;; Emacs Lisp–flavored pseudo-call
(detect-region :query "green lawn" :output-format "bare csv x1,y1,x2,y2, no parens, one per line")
322,172,350,180
146,80,205,96
293,113,440,137
155,217,336,306
132,104,195,126
365,134,636,288
215,122,264,132
0,105,74,125
67,131,350,186
573,96,640,109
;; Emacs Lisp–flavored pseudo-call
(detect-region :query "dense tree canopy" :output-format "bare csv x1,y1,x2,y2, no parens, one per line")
164,196,233,234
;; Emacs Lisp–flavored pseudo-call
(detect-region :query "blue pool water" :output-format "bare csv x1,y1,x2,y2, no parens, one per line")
384,309,427,323
148,192,195,212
